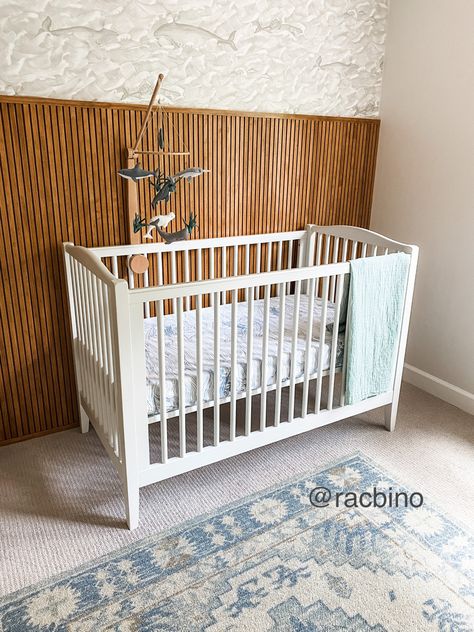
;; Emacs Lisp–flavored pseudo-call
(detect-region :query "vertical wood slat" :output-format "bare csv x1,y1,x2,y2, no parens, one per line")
0,95,379,444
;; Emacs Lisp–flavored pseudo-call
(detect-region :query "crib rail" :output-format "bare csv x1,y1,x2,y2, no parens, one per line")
90,229,309,316
128,261,350,466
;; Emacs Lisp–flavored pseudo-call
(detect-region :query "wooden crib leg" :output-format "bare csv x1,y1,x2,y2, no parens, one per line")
80,406,90,433
384,401,398,432
124,480,140,530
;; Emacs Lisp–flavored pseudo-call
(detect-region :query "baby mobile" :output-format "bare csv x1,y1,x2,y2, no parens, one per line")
117,73,209,273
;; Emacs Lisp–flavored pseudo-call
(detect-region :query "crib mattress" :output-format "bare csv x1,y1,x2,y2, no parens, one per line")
144,294,343,416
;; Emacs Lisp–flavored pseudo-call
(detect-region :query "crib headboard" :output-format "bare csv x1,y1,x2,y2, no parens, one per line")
306,224,416,274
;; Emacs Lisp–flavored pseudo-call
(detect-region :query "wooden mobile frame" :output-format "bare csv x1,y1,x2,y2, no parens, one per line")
124,73,190,246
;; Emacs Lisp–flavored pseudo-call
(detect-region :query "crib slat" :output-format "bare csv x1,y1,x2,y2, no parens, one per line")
127,259,135,289
274,283,286,426
323,235,331,264
101,281,115,450
286,240,293,293
196,248,202,280
342,238,349,262
171,251,177,314
372,245,378,256
157,300,168,463
112,256,118,278
245,244,250,302
351,241,358,259
196,292,203,452
91,272,106,429
72,260,90,422
327,274,344,410
95,277,109,441
276,241,283,295
288,279,301,422
230,289,237,440
340,289,352,407
330,238,339,301
84,270,99,420
101,284,115,408
213,292,220,446
297,237,305,267
77,264,93,416
176,296,186,458
222,245,227,305
94,276,108,434
302,276,316,418
183,250,190,310
209,248,215,306
315,275,329,414
260,283,271,431
315,233,323,265
102,282,118,454
70,260,85,396
143,266,150,319
255,243,261,299
244,290,253,435
362,243,368,258
157,252,163,283
266,241,272,272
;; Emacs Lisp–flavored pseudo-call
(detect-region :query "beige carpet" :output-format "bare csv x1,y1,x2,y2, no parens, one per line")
0,382,473,597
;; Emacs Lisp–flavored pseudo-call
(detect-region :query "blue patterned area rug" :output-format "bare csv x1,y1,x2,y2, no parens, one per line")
1,453,473,631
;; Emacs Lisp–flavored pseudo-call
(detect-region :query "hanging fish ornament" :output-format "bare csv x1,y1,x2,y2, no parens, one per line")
158,127,165,150
118,163,154,182
173,167,210,182
156,213,198,243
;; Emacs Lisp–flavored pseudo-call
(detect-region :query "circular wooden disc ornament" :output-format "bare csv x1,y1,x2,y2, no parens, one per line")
129,254,149,274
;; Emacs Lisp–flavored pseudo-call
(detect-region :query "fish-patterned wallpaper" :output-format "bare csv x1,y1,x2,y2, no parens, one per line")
0,0,389,117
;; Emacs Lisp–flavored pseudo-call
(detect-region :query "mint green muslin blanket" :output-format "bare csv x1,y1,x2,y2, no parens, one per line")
344,252,410,405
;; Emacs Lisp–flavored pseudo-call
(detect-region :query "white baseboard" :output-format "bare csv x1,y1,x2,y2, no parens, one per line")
403,364,474,416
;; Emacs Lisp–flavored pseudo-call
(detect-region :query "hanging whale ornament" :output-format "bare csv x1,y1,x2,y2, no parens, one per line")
157,213,198,244
118,163,155,182
144,212,175,239
151,175,177,207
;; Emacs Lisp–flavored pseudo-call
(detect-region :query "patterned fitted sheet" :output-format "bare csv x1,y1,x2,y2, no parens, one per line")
144,294,344,416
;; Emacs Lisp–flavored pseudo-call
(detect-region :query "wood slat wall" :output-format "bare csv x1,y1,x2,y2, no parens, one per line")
0,95,379,444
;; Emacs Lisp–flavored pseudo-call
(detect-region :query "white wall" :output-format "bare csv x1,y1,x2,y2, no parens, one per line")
371,0,474,408
0,0,388,117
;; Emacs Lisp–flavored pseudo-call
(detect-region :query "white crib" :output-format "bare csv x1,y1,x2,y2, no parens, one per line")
63,225,418,529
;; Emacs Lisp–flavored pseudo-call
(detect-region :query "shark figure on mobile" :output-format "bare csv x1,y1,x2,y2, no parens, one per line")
173,167,210,182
